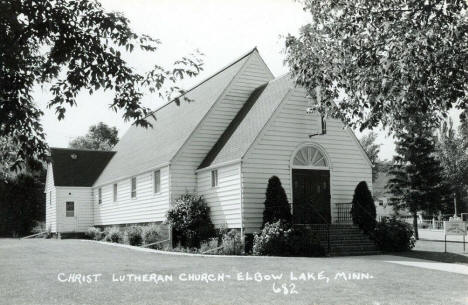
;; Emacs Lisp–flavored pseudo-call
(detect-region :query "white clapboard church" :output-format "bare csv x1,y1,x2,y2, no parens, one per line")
45,48,373,242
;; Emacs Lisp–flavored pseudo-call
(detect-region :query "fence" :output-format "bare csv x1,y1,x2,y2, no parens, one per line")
336,202,353,223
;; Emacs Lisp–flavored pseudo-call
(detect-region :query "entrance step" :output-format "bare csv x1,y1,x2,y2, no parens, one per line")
304,224,380,256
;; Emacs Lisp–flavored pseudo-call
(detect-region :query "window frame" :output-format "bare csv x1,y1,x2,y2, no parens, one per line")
65,201,74,217
113,183,118,202
153,170,161,194
98,188,102,204
211,169,218,188
131,177,137,199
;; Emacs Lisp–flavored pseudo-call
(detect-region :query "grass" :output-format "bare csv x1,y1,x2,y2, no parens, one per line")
394,239,468,265
0,238,467,305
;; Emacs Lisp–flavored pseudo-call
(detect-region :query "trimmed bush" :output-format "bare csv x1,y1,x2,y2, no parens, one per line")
86,226,104,241
263,176,291,226
219,229,243,255
124,225,143,246
104,226,123,243
351,181,377,233
142,224,162,247
253,220,290,256
167,193,216,248
372,218,416,252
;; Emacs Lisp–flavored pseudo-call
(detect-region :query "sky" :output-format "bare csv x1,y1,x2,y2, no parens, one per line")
33,0,461,161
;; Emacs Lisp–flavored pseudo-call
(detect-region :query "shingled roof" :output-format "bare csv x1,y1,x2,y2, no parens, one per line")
50,148,115,187
200,74,294,168
93,48,257,186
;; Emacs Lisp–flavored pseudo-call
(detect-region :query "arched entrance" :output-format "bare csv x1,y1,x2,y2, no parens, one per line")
291,145,331,224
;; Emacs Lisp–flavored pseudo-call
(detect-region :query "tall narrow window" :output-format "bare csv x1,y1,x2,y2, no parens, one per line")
98,188,102,204
211,170,218,188
49,191,52,205
154,170,161,193
113,183,118,202
131,177,137,198
66,201,74,217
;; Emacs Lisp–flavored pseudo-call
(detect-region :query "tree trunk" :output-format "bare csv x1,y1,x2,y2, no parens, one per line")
412,212,419,240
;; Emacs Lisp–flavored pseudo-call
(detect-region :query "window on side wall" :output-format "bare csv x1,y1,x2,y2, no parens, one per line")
98,188,102,204
154,170,161,194
211,169,218,188
113,183,117,202
49,191,52,205
66,201,74,217
131,177,137,198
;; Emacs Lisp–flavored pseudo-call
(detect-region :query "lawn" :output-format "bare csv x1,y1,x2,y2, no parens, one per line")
0,239,467,305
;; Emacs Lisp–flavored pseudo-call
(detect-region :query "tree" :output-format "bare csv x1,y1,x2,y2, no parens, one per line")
359,132,381,182
1,0,203,171
436,119,468,214
285,0,467,133
0,172,45,237
69,122,119,151
387,114,444,239
350,181,376,233
262,176,291,226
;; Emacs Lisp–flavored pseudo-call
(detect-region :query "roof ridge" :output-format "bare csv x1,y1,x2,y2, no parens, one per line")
144,47,259,119
50,147,116,153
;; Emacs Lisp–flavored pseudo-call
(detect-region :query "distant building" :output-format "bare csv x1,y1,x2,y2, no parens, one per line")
372,172,394,221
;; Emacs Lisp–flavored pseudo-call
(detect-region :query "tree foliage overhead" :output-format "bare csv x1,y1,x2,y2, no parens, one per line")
69,122,118,151
0,0,203,171
285,0,467,132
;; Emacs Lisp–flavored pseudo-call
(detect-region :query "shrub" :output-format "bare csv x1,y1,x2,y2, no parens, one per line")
219,229,243,255
372,218,416,252
167,193,216,248
263,176,291,226
31,221,45,234
199,238,220,254
104,226,123,243
124,226,143,246
253,220,290,256
142,224,162,248
351,181,377,233
253,221,325,257
286,226,325,257
86,226,104,241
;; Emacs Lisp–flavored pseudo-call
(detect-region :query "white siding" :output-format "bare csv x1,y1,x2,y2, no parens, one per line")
44,164,57,232
197,162,242,228
93,166,170,225
241,87,372,233
55,187,93,232
171,51,273,200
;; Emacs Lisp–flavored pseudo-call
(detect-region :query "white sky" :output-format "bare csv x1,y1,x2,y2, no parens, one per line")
33,0,461,161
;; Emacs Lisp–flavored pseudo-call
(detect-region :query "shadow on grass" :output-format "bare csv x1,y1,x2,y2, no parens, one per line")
395,250,468,265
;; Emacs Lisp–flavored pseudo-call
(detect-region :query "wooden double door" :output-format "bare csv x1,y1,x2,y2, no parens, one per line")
292,169,331,224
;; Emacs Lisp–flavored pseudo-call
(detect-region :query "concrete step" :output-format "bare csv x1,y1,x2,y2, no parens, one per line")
306,224,379,256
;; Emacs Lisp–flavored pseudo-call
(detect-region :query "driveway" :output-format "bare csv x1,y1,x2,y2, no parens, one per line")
0,239,467,305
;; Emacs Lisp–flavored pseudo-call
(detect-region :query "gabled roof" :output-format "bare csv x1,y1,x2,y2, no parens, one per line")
200,74,294,168
93,48,257,186
50,148,115,187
